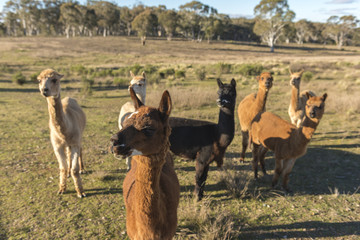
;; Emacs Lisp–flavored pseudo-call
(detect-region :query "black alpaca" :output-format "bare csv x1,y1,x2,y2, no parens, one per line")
169,78,237,200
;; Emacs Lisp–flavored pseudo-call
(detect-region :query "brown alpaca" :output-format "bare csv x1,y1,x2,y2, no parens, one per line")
238,72,273,162
250,93,327,191
288,69,316,127
38,69,86,198
111,88,179,240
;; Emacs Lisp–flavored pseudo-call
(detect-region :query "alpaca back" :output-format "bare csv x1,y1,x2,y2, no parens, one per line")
238,93,258,132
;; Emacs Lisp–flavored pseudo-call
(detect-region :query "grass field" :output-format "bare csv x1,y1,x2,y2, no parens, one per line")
0,37,359,239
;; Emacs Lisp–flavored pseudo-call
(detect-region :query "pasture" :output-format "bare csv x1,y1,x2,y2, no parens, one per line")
0,37,359,239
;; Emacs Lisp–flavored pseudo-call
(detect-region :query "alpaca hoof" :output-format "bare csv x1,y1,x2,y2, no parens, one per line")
239,158,244,163
79,169,86,174
77,192,86,198
58,189,65,195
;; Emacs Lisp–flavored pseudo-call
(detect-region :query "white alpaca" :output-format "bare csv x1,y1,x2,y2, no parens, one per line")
118,71,147,170
38,69,86,198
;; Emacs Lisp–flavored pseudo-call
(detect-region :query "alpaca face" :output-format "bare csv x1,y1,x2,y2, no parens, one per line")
257,72,273,91
305,93,327,120
111,89,172,157
37,69,63,98
128,71,146,101
289,70,304,87
216,78,237,109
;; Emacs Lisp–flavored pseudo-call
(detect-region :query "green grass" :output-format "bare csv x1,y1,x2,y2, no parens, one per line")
0,37,359,239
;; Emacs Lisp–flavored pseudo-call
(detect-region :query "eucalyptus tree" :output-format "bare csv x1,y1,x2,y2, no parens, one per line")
60,2,80,38
323,15,359,48
253,0,295,52
158,9,178,40
40,0,63,35
294,19,315,44
132,9,158,45
91,1,120,37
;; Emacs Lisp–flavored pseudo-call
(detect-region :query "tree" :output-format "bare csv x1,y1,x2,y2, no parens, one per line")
323,15,359,48
294,19,315,44
253,0,295,52
60,2,80,38
132,9,158,45
91,1,120,37
158,9,178,40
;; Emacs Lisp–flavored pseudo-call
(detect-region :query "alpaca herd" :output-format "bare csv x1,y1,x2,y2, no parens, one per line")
38,67,327,239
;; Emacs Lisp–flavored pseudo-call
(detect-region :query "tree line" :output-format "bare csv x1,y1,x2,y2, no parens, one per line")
0,0,359,51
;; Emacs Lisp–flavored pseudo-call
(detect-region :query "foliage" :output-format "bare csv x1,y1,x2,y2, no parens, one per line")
113,77,127,87
195,66,206,81
30,72,40,83
174,69,186,79
81,76,94,96
158,9,178,41
235,63,264,76
302,71,313,82
12,72,26,85
215,62,232,76
159,68,175,79
323,15,359,48
132,9,158,38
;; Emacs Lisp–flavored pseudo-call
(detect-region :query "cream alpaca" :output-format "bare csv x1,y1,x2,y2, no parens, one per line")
111,88,179,240
118,71,146,170
250,93,327,191
237,72,273,162
38,69,86,198
288,69,316,127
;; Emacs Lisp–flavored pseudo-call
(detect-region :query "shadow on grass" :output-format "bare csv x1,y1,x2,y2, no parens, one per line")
0,87,38,93
239,221,360,239
85,187,123,197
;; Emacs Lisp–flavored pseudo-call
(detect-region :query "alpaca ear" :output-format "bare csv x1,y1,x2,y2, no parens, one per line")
322,93,328,102
299,69,305,75
217,78,224,88
55,73,64,80
230,78,236,87
130,71,135,78
142,71,146,79
306,91,311,99
159,90,172,122
288,68,293,75
129,87,143,109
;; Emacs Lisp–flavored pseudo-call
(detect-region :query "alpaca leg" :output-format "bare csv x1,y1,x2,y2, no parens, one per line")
66,146,71,178
54,146,67,194
70,146,86,198
239,131,249,163
258,145,268,176
281,158,296,192
195,162,210,201
272,159,284,188
79,147,86,174
252,143,260,178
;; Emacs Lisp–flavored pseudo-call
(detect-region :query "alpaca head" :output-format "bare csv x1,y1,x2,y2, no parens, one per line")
305,93,327,121
38,69,64,98
216,78,237,109
129,71,146,102
111,87,172,158
257,72,273,92
289,69,304,87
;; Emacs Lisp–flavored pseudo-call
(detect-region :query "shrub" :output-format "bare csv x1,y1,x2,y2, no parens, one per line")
12,72,26,85
174,70,186,79
216,62,232,75
30,72,40,83
0,64,12,73
159,68,175,79
195,67,206,81
81,76,94,96
129,64,142,75
302,71,313,82
71,64,88,75
113,77,127,87
236,63,264,76
143,64,158,75
112,68,127,77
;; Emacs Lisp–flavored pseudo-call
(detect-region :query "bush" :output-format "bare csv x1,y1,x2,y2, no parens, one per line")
195,67,206,81
129,64,142,75
71,64,88,75
159,68,175,79
30,72,40,83
143,64,158,75
174,70,186,79
81,76,94,96
302,71,313,82
12,72,26,85
113,77,127,87
236,63,264,76
112,68,127,77
216,62,232,75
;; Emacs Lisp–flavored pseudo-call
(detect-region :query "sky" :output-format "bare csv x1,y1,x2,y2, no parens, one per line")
0,0,359,23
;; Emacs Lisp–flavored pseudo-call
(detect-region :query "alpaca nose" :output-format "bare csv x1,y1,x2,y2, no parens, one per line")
310,110,316,118
43,88,49,92
110,134,119,144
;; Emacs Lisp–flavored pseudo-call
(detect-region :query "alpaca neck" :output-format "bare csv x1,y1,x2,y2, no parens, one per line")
134,153,166,229
47,94,67,136
254,87,269,113
136,93,146,105
217,105,235,148
290,85,300,111
299,116,319,143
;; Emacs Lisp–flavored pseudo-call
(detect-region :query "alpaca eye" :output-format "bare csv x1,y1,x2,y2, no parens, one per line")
52,79,57,83
138,84,143,87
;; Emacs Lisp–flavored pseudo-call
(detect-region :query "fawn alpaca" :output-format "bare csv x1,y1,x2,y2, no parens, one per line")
118,71,146,170
250,93,327,191
238,72,273,162
169,79,236,200
111,88,179,240
288,69,316,127
38,69,86,198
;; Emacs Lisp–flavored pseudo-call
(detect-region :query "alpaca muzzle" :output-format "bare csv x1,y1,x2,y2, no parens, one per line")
110,133,132,157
